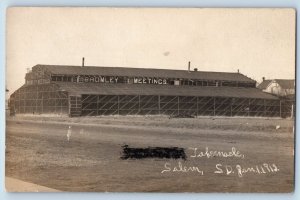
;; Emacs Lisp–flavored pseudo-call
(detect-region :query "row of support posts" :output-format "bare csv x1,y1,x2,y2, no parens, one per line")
80,95,284,117
12,84,68,115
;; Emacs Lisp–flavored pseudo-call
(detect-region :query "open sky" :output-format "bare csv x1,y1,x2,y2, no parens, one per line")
6,8,296,95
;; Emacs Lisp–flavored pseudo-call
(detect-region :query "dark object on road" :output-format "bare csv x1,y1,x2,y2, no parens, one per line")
169,114,196,119
121,145,186,160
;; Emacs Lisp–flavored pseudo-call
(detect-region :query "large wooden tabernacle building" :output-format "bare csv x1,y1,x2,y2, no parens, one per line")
9,64,292,117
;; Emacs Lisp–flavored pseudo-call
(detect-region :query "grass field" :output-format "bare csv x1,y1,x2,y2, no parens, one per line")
5,114,295,192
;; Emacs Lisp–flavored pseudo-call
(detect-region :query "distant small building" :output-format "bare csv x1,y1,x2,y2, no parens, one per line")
258,78,295,118
258,78,295,97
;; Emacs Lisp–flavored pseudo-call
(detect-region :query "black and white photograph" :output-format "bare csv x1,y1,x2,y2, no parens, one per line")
5,7,295,192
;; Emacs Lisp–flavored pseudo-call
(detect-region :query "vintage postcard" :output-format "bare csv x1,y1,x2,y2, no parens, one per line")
5,7,295,192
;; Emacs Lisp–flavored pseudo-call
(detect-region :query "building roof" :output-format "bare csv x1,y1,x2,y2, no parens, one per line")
34,64,255,83
257,80,272,90
275,79,295,89
55,82,277,99
257,79,295,90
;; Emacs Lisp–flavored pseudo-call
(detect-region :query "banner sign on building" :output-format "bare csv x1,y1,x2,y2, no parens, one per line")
75,75,168,85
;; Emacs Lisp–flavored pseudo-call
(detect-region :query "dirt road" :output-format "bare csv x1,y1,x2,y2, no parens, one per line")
5,115,294,192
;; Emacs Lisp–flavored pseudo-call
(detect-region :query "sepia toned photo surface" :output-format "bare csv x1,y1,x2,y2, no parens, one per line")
5,7,295,192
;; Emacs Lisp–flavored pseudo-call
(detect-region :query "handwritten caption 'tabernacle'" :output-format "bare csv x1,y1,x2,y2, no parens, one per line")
161,147,280,177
